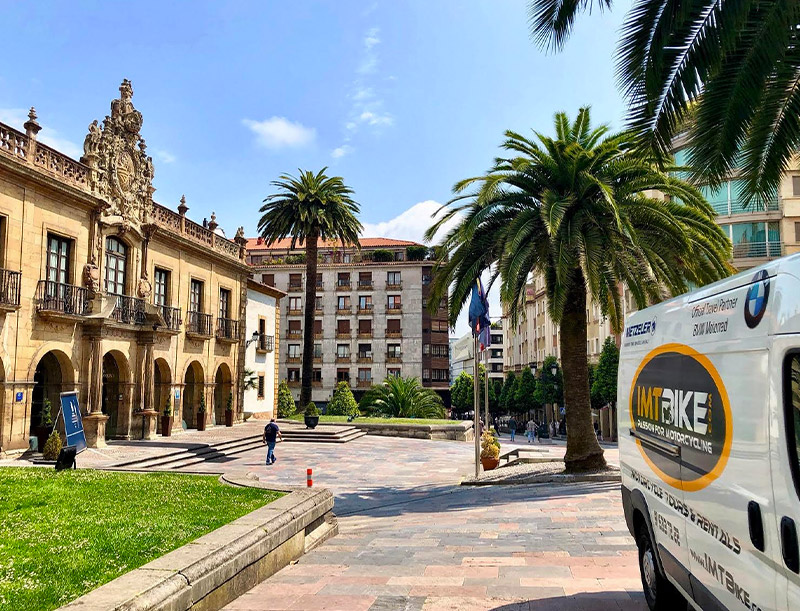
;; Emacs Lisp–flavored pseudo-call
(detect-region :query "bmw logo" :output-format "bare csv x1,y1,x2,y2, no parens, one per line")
744,270,770,329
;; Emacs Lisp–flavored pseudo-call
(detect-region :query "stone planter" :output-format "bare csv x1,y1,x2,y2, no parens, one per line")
304,415,319,429
481,456,500,471
225,410,234,427
197,415,207,431
160,415,172,437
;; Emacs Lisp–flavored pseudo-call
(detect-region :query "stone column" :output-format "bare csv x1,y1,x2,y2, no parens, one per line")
83,329,108,448
136,332,158,439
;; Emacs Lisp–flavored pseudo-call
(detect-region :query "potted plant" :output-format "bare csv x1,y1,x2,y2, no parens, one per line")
36,398,54,453
196,393,207,431
225,393,234,427
304,403,320,429
42,430,62,461
480,430,501,471
161,395,173,437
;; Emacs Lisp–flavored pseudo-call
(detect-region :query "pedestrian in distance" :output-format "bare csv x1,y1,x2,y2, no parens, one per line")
509,416,517,442
263,418,282,465
526,419,536,443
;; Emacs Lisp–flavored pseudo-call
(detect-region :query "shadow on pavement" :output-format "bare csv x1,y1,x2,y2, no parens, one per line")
491,591,647,610
333,480,621,517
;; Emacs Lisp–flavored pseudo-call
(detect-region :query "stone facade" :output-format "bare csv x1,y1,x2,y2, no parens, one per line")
0,81,250,453
247,238,451,406
243,280,283,419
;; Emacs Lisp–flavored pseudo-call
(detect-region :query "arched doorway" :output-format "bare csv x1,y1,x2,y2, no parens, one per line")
31,351,73,436
154,358,172,434
102,351,129,439
213,363,233,425
183,361,204,429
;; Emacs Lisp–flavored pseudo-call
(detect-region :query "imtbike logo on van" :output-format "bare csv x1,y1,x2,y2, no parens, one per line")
625,318,657,338
629,344,732,492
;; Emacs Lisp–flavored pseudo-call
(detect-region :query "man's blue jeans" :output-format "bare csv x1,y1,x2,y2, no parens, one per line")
266,441,276,464
510,428,515,441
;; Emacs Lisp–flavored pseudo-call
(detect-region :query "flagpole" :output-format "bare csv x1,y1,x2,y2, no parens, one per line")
473,334,480,478
484,346,489,432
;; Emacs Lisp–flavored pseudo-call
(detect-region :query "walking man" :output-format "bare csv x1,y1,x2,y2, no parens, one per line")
509,416,517,442
263,418,282,465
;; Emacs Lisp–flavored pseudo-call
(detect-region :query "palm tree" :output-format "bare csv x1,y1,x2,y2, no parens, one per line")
359,376,446,419
528,0,800,207
258,169,362,408
426,108,731,472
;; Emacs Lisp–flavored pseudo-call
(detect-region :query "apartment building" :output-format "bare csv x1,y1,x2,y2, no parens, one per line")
450,321,504,381
0,81,251,452
246,238,451,405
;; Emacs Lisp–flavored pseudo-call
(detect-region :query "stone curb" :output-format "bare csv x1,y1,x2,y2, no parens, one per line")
58,474,337,611
288,420,475,442
461,471,622,486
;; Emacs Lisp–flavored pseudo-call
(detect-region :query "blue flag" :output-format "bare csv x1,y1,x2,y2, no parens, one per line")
468,279,491,350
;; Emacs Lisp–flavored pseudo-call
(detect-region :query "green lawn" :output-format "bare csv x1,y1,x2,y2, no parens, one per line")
285,415,459,425
0,468,282,611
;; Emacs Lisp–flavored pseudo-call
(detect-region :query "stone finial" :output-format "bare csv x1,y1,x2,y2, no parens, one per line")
24,107,41,139
208,211,218,232
120,79,133,100
178,195,188,216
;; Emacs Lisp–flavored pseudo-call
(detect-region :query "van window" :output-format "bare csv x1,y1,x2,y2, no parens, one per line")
784,354,800,499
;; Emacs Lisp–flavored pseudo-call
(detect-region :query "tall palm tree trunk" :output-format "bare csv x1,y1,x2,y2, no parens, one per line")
560,269,606,472
300,234,319,408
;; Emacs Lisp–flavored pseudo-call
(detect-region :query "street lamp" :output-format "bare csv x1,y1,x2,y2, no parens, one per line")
245,331,260,347
551,363,558,438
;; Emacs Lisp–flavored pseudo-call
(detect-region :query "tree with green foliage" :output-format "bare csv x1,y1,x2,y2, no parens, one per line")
427,108,731,471
514,367,539,415
258,169,362,408
406,245,428,261
587,363,603,411
277,380,296,418
592,337,619,409
528,0,800,208
371,249,394,262
499,371,517,414
359,376,445,419
534,356,563,408
491,378,503,414
326,381,360,417
450,371,474,413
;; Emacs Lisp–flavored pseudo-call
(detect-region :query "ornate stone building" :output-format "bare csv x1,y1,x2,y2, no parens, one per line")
0,80,251,453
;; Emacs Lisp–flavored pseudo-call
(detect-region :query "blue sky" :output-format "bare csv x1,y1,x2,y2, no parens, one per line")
0,0,631,333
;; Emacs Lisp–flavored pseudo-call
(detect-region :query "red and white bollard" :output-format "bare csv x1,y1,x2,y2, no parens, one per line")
307,468,313,488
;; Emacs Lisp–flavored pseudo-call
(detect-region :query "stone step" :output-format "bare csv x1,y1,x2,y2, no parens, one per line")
281,427,367,444
112,434,263,470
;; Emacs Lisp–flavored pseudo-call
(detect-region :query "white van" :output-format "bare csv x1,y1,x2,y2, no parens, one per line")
618,255,800,611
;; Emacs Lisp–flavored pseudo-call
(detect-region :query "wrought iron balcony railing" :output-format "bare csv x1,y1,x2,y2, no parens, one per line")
0,269,21,307
216,317,240,341
159,305,182,330
110,294,146,325
186,311,213,337
35,280,88,316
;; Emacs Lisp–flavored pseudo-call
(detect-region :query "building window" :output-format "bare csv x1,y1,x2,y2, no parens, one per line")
315,296,323,311
337,295,351,310
337,344,350,358
314,319,323,336
219,288,231,320
316,273,323,288
432,344,448,358
104,236,127,295
795,222,800,243
423,344,431,355
289,273,302,289
190,279,203,312
314,343,323,358
432,369,449,382
312,369,322,382
358,319,372,335
288,368,300,382
288,344,300,358
262,273,274,286
154,268,169,306
288,296,301,311
358,368,372,383
359,295,373,310
387,344,401,358
387,295,402,310
337,272,351,287
387,318,401,334
337,319,351,335
422,268,432,285
794,176,800,197
358,272,372,288
288,320,301,334
422,368,431,381
337,369,350,382
387,271,401,286
387,368,401,377
257,375,265,399
394,250,405,261
358,344,372,359
46,234,71,285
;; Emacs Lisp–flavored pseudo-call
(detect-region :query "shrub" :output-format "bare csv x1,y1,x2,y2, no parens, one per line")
286,254,305,264
43,431,62,461
359,376,445,418
304,402,320,417
326,381,359,417
277,381,296,417
371,249,393,262
406,245,428,261
163,395,172,417
480,430,500,460
226,393,234,413
198,393,206,414
40,398,53,428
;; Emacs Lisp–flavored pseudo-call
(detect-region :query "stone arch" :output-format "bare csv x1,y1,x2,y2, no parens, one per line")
213,362,233,425
154,358,172,434
30,349,75,436
102,350,131,439
183,361,204,429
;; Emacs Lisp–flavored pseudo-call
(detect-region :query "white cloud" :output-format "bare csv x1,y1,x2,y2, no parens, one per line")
361,200,459,243
0,108,82,159
358,27,381,74
359,111,393,126
331,144,353,159
154,149,176,164
242,116,316,149
364,27,381,49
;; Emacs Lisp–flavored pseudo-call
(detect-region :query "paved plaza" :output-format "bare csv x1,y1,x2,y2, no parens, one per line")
5,425,642,610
